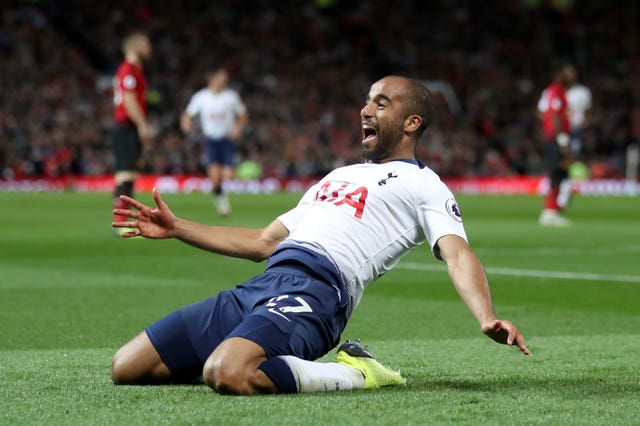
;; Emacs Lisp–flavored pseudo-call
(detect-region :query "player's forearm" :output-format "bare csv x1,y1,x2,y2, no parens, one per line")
232,112,248,138
236,112,248,132
123,93,148,129
180,113,192,134
171,218,271,262
447,250,497,324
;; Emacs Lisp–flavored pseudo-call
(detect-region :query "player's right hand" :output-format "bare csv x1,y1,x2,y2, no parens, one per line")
138,123,154,145
481,319,530,355
112,187,176,239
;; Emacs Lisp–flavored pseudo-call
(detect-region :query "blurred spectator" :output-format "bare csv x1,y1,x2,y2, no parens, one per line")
0,1,637,181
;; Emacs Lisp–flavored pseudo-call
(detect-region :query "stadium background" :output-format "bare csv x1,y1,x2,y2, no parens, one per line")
2,2,640,424
1,0,638,189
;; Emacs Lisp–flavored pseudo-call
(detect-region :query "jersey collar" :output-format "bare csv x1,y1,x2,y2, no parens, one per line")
389,158,425,168
365,158,426,168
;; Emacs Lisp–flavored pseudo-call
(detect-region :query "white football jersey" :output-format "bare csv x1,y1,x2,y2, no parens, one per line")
277,160,467,309
566,84,592,128
185,88,246,138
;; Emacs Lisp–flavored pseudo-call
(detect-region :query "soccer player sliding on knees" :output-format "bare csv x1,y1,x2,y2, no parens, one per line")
112,75,529,396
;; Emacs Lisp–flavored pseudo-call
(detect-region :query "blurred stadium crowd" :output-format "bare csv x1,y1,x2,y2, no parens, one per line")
1,0,638,180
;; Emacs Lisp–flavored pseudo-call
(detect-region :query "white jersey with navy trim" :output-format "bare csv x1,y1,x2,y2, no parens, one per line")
185,88,246,139
277,160,467,310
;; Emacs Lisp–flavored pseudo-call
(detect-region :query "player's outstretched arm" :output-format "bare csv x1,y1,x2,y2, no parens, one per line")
113,187,289,262
437,235,530,355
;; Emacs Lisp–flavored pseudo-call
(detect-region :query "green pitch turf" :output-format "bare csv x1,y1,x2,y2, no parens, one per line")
1,191,638,425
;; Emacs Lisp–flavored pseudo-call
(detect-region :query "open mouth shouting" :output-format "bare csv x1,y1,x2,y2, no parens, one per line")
362,122,378,147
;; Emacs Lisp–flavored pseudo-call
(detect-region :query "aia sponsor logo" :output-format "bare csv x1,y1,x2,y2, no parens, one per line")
315,181,368,218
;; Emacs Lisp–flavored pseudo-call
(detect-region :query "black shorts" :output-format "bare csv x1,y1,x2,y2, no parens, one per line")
544,140,569,186
112,124,142,172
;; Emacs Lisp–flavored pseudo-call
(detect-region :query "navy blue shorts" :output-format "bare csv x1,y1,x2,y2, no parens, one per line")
145,264,349,377
203,137,235,166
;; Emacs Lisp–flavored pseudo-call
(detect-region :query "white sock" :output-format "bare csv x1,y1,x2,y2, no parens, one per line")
557,179,572,208
280,355,365,392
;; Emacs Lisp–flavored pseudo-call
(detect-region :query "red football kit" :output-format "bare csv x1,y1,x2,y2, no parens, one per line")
113,61,147,125
541,82,570,140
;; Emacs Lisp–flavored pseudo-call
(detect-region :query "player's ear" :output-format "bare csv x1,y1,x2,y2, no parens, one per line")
404,114,422,133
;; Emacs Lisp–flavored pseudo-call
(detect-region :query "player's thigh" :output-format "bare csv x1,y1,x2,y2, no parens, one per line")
203,138,221,165
544,141,567,184
150,289,264,380
220,139,236,168
229,269,349,361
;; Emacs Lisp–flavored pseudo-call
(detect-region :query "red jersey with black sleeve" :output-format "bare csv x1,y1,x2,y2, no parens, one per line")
541,83,570,140
113,61,147,125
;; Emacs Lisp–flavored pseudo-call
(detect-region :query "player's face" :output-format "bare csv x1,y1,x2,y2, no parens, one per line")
360,78,410,162
137,36,152,60
562,66,577,86
209,70,229,90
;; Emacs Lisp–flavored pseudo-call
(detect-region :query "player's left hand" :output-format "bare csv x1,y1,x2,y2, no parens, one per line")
481,319,530,355
112,187,176,239
229,126,242,141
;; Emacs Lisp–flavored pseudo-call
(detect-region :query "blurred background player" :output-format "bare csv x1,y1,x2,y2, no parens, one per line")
112,32,153,234
181,68,248,216
566,75,592,154
538,66,592,158
537,64,576,227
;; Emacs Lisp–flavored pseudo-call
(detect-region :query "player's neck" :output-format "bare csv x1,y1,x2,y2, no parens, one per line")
125,53,142,68
378,143,416,164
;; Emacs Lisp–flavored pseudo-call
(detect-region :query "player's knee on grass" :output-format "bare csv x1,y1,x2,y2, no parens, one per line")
111,350,135,385
202,353,276,395
111,347,153,385
110,332,172,385
111,349,172,385
203,355,253,395
202,337,278,395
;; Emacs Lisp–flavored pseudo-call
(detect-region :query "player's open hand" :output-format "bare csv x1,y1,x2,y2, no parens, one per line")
112,187,176,239
481,319,530,355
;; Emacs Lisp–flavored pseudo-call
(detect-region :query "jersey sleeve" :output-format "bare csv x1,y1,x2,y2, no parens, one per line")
548,86,565,112
537,89,549,112
276,181,321,231
414,176,468,260
185,91,202,116
119,65,139,93
582,87,592,109
233,92,247,116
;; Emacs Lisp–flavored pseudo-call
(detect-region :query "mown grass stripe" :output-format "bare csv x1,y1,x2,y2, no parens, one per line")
399,262,640,283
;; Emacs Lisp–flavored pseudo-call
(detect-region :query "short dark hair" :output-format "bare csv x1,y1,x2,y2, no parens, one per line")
404,79,433,138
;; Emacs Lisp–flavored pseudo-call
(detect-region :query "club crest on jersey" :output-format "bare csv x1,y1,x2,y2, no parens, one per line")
445,198,462,222
378,172,398,186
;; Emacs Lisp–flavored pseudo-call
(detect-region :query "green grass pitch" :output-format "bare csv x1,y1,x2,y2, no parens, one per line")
1,190,638,425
